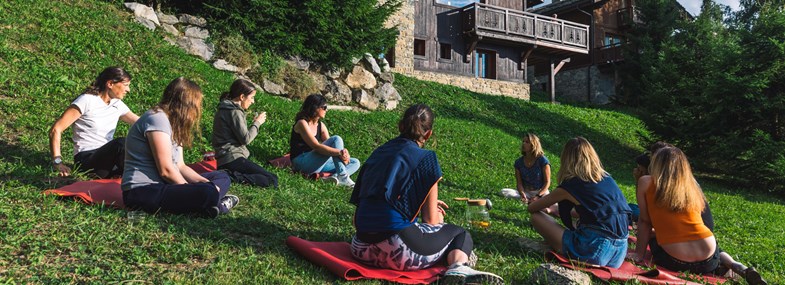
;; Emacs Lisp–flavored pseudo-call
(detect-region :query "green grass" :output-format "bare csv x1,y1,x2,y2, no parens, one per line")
0,0,783,284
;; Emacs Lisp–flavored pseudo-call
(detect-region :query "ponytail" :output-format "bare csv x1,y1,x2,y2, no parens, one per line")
82,66,131,95
398,104,434,144
221,79,256,101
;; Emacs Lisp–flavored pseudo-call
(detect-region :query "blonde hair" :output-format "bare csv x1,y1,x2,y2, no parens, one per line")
155,77,203,148
557,137,607,184
521,133,544,158
649,147,705,213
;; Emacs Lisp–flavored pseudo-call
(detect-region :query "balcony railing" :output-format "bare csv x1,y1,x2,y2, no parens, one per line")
595,43,624,64
462,2,589,52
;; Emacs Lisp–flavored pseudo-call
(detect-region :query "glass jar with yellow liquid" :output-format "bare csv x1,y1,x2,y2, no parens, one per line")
465,199,490,230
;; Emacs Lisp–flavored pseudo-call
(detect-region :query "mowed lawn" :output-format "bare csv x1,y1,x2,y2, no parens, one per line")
0,0,783,284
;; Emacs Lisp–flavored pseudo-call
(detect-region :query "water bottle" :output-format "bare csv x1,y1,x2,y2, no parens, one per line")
465,199,490,230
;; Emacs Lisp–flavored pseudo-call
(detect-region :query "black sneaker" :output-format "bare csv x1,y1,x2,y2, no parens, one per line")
202,206,220,219
744,267,767,285
220,195,240,212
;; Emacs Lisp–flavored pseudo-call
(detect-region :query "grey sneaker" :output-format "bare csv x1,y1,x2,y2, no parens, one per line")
320,176,338,185
220,195,240,212
336,174,355,187
441,264,503,285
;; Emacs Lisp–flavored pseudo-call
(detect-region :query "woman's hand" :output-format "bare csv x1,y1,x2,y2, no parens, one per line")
339,149,351,165
625,252,643,263
254,112,267,125
55,164,72,177
436,200,449,216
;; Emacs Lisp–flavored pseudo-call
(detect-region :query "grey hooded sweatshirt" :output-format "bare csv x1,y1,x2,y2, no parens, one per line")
212,99,262,166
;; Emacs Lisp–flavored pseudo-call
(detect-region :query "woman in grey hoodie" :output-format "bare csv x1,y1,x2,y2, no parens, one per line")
211,79,278,188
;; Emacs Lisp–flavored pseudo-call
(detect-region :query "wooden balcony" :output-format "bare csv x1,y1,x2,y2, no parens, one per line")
595,43,624,64
462,2,589,56
618,7,642,29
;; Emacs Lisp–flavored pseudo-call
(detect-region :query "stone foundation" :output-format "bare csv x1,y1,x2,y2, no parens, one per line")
531,65,616,104
404,70,530,100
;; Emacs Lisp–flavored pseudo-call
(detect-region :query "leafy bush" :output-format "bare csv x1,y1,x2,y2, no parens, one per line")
278,65,319,100
215,33,256,70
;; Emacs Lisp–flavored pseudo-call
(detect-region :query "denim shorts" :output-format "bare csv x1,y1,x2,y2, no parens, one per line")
562,227,627,268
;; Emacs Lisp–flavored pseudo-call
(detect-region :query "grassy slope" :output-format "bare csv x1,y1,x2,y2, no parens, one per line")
0,0,782,283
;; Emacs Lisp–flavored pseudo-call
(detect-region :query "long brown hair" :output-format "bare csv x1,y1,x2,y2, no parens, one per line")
155,77,203,147
220,79,256,101
649,147,705,213
295,94,327,122
557,137,607,184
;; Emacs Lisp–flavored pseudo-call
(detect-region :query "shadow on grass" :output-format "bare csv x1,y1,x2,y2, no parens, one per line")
0,139,78,189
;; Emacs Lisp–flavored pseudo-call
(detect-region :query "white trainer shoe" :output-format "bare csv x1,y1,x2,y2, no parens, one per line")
336,174,355,187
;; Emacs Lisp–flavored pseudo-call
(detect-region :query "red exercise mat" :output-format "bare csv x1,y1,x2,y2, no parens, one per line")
43,160,218,209
285,236,445,284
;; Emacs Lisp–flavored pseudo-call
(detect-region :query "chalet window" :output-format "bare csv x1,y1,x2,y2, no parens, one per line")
414,39,426,57
439,43,452,60
603,34,624,47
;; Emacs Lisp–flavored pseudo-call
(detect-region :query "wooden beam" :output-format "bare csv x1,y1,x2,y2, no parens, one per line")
549,59,556,103
554,57,571,74
465,35,481,63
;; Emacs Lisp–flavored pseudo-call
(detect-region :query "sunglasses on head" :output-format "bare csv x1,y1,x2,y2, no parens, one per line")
320,105,328,110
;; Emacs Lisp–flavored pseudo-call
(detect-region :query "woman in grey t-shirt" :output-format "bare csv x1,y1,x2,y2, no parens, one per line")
122,77,238,218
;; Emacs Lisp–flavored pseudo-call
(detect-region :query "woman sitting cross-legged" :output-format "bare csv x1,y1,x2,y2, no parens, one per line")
212,79,278,188
630,147,766,284
49,66,139,178
349,104,503,285
122,77,238,218
528,137,631,268
289,94,360,187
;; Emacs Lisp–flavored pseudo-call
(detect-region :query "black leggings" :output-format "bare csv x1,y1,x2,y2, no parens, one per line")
218,157,278,188
123,171,232,216
73,137,125,178
398,224,473,256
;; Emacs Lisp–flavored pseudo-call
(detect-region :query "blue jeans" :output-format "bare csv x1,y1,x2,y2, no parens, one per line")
562,227,627,268
292,135,360,176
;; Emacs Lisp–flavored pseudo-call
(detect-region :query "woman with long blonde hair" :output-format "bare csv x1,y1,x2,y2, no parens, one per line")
528,137,631,268
631,147,765,284
122,77,238,218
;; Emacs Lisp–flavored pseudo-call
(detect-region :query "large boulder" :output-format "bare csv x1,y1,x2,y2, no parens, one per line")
178,14,207,27
176,37,214,61
161,24,180,36
184,26,209,39
353,89,379,110
376,83,401,110
345,65,377,90
263,79,286,96
213,59,240,73
323,78,352,103
363,53,381,75
531,263,591,285
123,3,160,28
380,58,391,73
379,72,395,83
156,11,179,25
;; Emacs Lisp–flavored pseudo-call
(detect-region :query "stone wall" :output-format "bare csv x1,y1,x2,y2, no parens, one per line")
531,65,616,104
384,0,530,100
408,70,530,100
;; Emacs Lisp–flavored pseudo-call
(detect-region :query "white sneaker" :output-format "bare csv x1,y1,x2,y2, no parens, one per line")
442,264,504,285
336,174,355,187
320,176,338,185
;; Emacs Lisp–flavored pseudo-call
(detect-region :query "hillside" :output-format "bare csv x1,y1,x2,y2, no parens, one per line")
0,0,782,284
